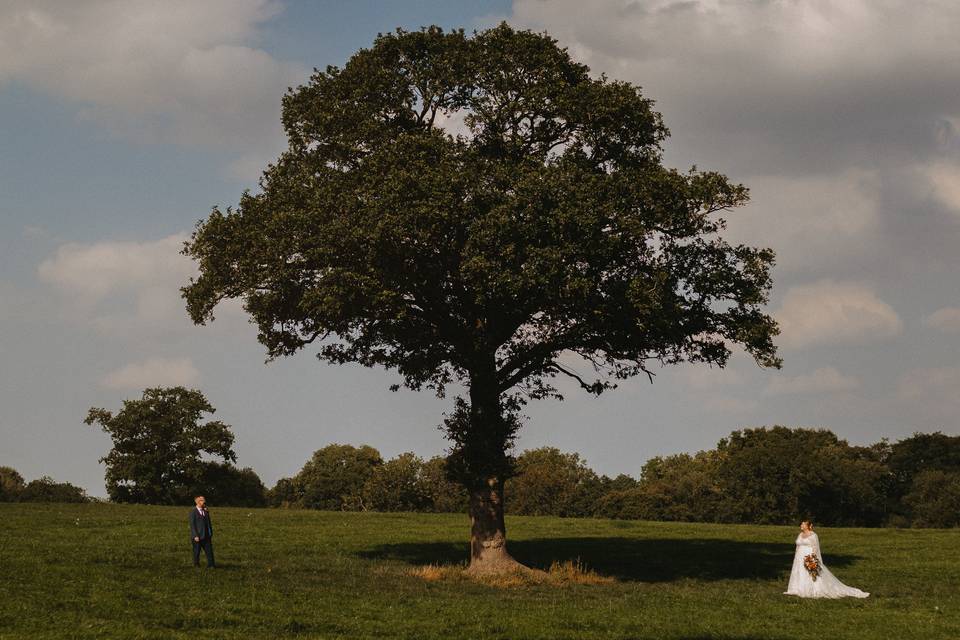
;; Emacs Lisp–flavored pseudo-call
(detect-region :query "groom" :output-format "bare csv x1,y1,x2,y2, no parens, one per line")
189,495,216,568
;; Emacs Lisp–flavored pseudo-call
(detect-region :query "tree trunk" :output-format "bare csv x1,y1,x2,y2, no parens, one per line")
467,476,520,573
459,358,531,575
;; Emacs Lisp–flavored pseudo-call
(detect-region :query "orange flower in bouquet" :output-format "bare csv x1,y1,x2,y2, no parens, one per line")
803,554,822,581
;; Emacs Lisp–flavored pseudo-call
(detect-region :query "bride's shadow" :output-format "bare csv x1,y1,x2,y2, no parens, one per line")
359,536,861,582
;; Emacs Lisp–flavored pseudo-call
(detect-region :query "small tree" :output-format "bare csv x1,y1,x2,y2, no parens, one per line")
903,469,960,528
194,462,268,507
182,24,781,572
505,447,601,517
291,444,383,510
601,474,641,494
19,476,88,503
267,477,300,508
84,387,236,504
362,452,431,512
712,426,888,526
887,432,960,517
0,466,25,502
420,456,469,513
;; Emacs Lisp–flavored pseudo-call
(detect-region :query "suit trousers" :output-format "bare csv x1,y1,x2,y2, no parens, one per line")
192,538,215,567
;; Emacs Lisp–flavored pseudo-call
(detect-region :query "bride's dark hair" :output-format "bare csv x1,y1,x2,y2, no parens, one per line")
801,519,814,529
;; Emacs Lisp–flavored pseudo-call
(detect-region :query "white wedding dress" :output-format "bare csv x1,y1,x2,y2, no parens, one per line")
784,531,869,598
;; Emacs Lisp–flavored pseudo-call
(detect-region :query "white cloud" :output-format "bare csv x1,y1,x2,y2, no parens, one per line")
774,279,902,349
923,307,960,333
0,1,304,164
723,170,881,269
38,233,193,335
510,0,960,227
897,366,960,418
764,366,860,396
924,161,960,212
508,1,960,280
101,357,200,390
701,393,757,413
38,233,191,299
512,1,960,111
38,233,245,337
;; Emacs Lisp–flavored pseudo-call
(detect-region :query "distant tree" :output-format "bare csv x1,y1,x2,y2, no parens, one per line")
362,452,431,512
19,476,88,503
505,447,602,517
595,452,719,521
902,469,960,528
290,444,383,510
84,387,237,504
420,456,469,513
886,432,960,518
713,426,887,526
193,463,267,508
600,473,641,494
888,432,960,477
644,451,722,522
714,427,826,523
0,466,25,502
181,24,781,571
267,477,300,508
796,443,888,527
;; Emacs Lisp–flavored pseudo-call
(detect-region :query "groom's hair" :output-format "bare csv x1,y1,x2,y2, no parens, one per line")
194,495,205,504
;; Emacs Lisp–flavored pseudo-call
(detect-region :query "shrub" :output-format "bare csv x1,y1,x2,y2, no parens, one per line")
287,444,382,510
420,456,469,513
505,448,602,517
189,463,267,507
267,477,301,508
19,476,88,503
0,466,25,502
903,470,960,528
362,452,431,512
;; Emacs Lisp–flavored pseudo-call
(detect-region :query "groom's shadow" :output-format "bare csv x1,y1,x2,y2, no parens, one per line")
359,536,861,582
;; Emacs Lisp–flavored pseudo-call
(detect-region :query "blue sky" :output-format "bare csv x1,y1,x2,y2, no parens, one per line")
2,1,959,496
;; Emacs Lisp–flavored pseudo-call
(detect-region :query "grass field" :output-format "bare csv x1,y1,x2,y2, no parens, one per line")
0,503,957,639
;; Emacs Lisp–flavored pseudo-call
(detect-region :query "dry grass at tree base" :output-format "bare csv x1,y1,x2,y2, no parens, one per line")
407,558,615,587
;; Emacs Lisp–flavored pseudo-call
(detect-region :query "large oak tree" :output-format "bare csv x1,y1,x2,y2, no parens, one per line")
182,24,781,573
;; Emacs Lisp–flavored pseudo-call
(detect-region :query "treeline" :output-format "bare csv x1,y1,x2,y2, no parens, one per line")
0,467,89,503
7,427,960,527
589,428,960,528
11,386,959,529
265,428,960,528
268,445,466,512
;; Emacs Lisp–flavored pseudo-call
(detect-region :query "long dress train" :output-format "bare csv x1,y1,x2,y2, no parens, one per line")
784,531,869,598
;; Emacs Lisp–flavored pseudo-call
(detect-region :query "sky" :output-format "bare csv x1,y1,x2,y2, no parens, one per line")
2,0,959,497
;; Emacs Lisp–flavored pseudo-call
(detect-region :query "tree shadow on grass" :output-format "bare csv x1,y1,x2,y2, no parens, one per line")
359,537,861,582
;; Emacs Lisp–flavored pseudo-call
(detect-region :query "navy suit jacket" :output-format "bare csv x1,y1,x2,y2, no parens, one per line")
189,508,213,541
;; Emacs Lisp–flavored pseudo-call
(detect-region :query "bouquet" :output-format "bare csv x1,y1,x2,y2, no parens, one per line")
803,554,822,581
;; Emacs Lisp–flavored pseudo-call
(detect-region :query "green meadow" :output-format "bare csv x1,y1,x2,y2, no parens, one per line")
0,503,956,639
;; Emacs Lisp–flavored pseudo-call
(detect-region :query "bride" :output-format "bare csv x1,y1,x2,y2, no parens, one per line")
784,520,869,598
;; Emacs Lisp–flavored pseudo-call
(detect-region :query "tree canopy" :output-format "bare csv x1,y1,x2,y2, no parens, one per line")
279,443,383,510
18,476,89,503
84,387,237,504
182,23,781,571
0,466,26,502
